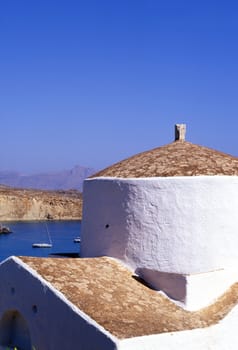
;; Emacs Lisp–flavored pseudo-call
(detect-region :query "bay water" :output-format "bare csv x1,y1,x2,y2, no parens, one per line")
0,220,81,262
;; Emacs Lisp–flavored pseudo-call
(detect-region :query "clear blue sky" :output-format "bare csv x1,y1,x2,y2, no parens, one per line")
1,1,238,173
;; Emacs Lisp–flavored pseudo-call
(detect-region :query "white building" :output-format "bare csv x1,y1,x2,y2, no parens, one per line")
81,124,238,310
1,124,238,349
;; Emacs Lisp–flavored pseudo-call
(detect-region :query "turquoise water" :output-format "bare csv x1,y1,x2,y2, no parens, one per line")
0,221,81,262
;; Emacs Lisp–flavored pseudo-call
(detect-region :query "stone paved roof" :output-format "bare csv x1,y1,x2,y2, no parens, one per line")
92,141,238,178
20,256,238,339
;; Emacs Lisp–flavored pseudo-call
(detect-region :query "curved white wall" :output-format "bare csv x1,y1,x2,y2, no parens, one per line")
81,176,238,274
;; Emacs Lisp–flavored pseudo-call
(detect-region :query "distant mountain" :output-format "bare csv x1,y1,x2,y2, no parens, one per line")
0,165,96,191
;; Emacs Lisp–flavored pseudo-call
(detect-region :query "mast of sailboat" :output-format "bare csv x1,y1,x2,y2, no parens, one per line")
32,222,52,248
45,222,52,245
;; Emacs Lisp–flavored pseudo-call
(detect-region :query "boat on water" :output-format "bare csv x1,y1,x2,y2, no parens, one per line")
74,237,81,243
0,224,12,234
32,223,52,248
32,243,52,248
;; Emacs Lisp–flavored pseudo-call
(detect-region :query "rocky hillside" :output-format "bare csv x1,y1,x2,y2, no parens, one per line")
0,186,82,221
0,165,96,191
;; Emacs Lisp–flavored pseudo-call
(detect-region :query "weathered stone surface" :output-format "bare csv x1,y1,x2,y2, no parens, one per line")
0,186,82,221
21,256,238,339
93,140,238,178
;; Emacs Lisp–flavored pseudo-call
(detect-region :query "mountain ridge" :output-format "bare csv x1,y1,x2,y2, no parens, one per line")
0,165,96,191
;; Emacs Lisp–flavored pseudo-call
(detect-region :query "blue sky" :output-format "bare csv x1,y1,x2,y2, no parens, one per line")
1,1,238,173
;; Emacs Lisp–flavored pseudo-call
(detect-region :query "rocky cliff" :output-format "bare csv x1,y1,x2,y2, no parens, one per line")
0,186,82,221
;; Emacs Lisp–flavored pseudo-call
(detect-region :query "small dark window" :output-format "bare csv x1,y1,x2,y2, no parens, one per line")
32,305,38,314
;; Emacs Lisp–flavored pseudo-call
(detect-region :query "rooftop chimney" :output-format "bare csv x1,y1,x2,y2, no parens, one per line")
175,124,186,141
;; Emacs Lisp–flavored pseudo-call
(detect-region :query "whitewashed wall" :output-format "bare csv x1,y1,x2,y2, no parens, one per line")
0,257,118,350
137,267,238,310
81,176,238,274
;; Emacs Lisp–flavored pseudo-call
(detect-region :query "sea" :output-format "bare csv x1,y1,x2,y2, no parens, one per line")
0,220,81,262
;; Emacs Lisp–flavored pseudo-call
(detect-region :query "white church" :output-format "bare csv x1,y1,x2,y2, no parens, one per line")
1,124,238,349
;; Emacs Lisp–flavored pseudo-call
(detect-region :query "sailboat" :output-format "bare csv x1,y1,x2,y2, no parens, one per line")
32,223,53,248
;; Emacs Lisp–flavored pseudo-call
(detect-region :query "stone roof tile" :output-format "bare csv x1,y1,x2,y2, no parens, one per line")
20,256,238,339
93,141,238,178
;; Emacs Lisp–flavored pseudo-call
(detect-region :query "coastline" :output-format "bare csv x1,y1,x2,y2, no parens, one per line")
0,186,82,221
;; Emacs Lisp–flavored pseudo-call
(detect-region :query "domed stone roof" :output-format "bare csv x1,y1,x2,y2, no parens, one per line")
93,140,238,178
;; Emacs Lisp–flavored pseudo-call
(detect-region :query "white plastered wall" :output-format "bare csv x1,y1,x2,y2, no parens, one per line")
0,257,118,350
81,176,238,307
137,267,238,310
